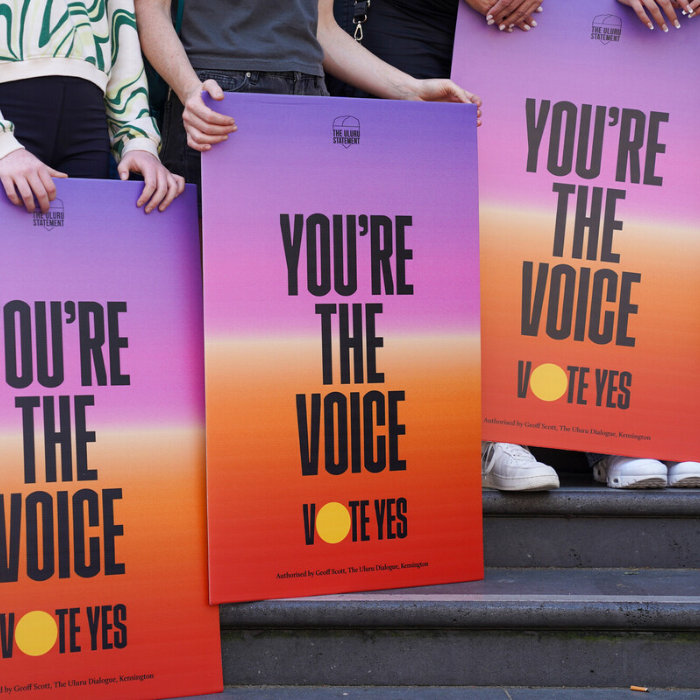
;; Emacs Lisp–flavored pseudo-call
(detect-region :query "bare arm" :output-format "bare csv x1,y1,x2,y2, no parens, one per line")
135,0,236,151
317,0,481,118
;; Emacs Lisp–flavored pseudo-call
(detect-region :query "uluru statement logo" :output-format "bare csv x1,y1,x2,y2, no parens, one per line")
32,199,65,230
333,116,360,148
591,14,622,44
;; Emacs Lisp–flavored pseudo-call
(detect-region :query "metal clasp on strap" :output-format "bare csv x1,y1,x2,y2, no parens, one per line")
352,0,370,41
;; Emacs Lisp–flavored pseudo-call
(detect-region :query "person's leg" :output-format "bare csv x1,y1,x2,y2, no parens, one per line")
586,452,606,468
54,77,110,178
0,77,63,166
0,77,110,178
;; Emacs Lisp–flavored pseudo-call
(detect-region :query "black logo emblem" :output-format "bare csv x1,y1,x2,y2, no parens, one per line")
591,14,622,44
332,116,360,148
32,199,65,230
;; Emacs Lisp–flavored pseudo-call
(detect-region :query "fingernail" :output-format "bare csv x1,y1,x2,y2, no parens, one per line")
486,14,493,20
662,23,669,31
523,24,531,30
682,10,687,13
530,20,537,26
507,27,513,32
499,24,506,30
674,19,681,27
536,5,543,11
487,18,495,25
509,23,514,28
648,22,654,29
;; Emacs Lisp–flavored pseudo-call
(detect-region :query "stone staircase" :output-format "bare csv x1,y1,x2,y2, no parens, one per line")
217,455,700,690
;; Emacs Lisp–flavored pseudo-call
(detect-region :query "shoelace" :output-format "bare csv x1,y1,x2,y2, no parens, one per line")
500,443,533,460
482,442,534,475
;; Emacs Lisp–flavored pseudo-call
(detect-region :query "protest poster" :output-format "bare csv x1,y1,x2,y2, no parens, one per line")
202,92,482,603
0,181,222,698
452,0,700,460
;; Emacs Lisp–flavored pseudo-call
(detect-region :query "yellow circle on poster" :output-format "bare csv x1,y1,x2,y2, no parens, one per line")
530,363,568,402
14,611,58,656
316,502,351,544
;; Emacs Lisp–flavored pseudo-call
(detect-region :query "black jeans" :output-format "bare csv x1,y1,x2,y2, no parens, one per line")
160,69,329,194
0,76,110,178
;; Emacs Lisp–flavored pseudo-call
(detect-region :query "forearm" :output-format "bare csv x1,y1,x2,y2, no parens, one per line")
134,0,200,104
317,1,424,100
107,2,160,160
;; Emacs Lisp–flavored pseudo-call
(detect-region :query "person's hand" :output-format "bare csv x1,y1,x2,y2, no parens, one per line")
681,0,700,16
117,151,185,213
181,79,237,152
465,0,544,31
413,79,483,126
0,148,67,214
492,0,544,31
616,0,692,30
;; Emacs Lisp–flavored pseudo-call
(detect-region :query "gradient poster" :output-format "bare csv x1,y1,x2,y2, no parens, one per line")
202,93,482,603
0,181,222,698
452,1,700,460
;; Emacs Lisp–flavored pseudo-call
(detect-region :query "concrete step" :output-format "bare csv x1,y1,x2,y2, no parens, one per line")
483,477,700,568
178,687,700,700
218,567,700,689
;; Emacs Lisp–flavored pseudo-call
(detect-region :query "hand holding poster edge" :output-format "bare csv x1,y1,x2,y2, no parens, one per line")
201,92,484,603
0,179,222,698
451,0,700,462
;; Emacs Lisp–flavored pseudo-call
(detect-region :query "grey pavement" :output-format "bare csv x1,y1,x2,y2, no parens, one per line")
175,687,700,699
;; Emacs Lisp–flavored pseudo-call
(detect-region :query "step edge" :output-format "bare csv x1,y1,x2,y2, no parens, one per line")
219,599,700,631
482,488,700,516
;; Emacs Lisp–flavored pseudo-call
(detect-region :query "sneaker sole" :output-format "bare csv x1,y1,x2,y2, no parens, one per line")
593,463,667,489
669,476,700,488
606,476,667,489
482,475,560,491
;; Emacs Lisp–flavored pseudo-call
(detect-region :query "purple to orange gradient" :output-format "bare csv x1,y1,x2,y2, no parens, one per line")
203,93,483,603
0,182,221,698
452,1,700,460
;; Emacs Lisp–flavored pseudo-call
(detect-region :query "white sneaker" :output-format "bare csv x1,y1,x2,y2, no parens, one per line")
593,455,666,489
482,442,559,491
665,461,700,488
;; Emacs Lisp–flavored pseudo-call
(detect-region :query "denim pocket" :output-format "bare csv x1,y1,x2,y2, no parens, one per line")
197,70,251,93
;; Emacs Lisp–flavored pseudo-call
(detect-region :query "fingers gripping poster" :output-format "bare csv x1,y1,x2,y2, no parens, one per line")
202,93,483,603
0,182,222,698
452,1,700,460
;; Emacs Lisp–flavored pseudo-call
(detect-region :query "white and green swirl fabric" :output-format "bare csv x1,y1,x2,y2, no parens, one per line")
0,0,160,161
